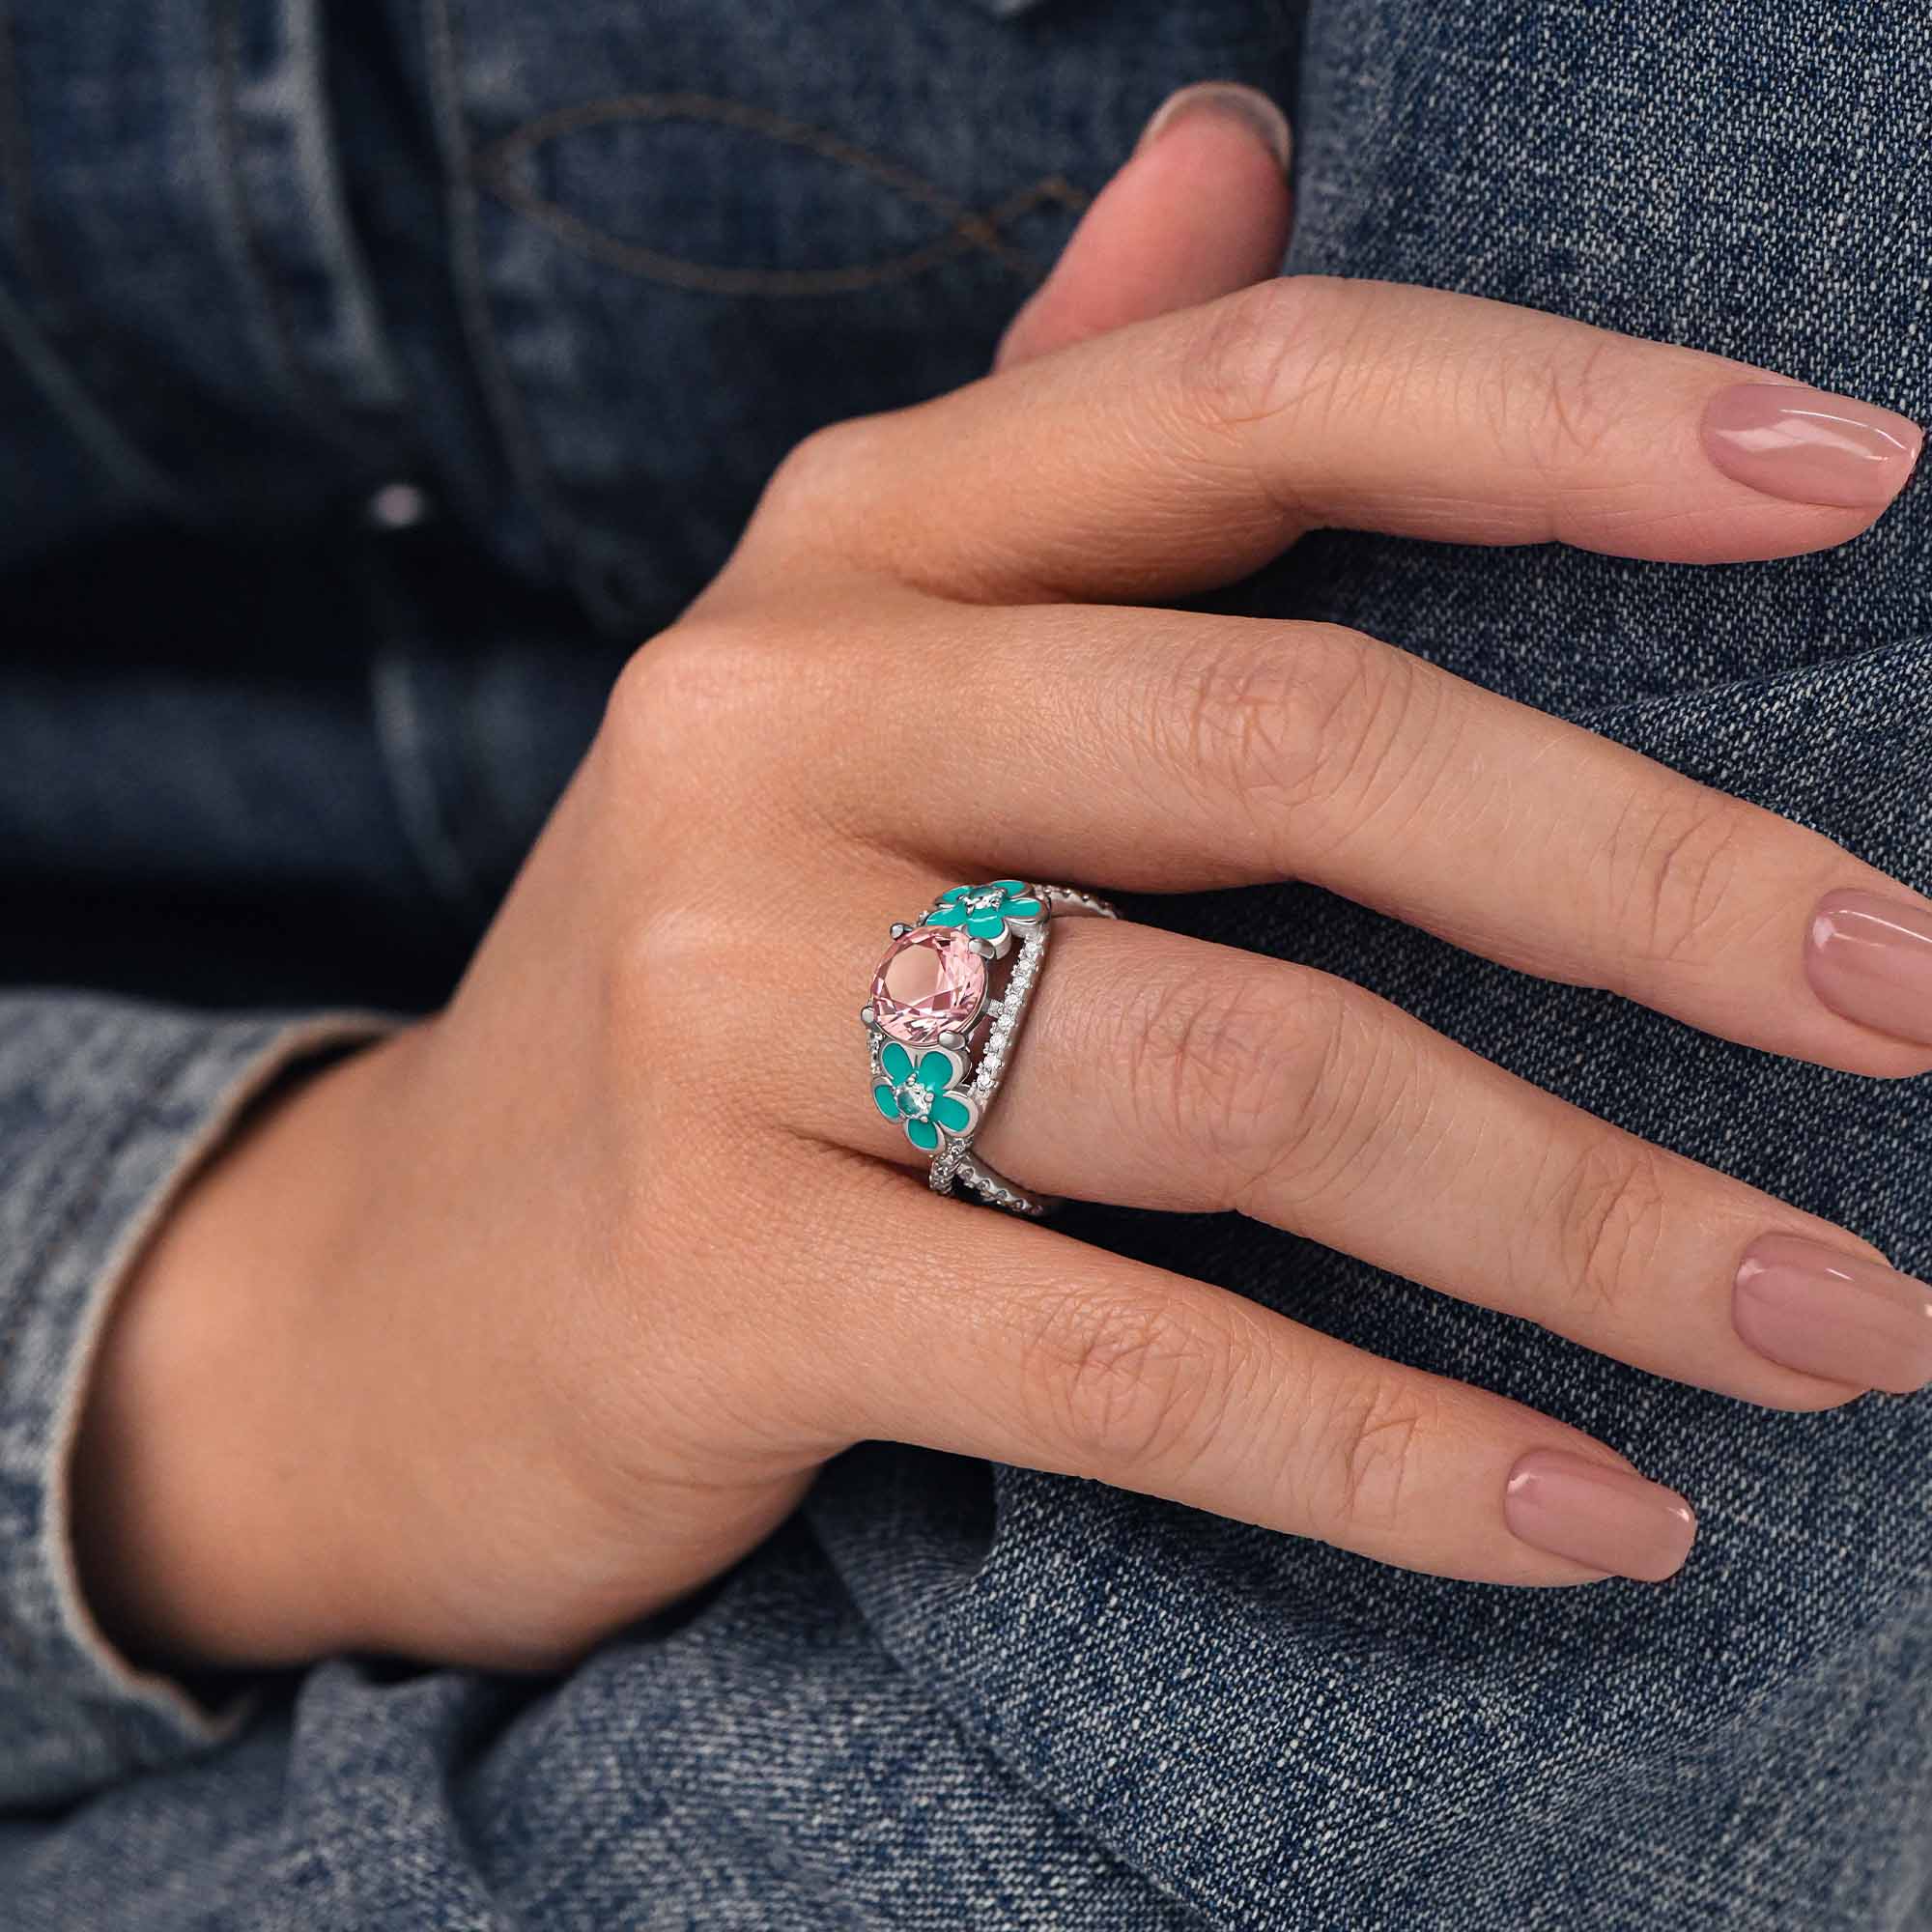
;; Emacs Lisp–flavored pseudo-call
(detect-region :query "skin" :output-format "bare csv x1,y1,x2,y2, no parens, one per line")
71,94,1928,1676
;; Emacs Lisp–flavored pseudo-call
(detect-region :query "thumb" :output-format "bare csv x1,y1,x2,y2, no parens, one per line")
996,82,1293,372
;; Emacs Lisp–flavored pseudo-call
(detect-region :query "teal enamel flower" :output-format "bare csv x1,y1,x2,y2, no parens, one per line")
926,879,1044,950
872,1041,980,1153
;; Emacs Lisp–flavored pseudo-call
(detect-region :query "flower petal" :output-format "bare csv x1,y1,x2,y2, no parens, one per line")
938,885,975,905
916,1048,966,1092
925,903,969,927
931,1093,978,1135
872,1082,902,1120
966,910,1006,940
880,1040,914,1085
989,880,1029,896
1003,897,1043,923
905,1117,942,1152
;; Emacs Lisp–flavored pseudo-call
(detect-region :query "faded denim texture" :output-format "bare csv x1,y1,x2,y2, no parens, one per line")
1,1,1929,1927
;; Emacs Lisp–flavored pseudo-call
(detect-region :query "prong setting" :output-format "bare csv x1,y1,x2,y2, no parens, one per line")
867,881,1116,1214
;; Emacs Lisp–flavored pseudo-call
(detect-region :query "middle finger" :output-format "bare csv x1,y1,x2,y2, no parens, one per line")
799,594,1932,1081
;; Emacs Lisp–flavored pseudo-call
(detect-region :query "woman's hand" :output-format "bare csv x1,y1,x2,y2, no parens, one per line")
74,91,1930,1674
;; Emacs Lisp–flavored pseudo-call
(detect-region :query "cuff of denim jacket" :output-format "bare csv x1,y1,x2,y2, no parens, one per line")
0,1002,394,1804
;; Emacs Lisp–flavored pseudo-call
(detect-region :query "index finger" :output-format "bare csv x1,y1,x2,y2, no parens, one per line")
743,275,1920,603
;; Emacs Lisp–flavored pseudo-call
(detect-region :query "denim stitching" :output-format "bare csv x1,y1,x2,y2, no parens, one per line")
422,0,588,599
0,275,182,510
212,0,324,416
212,0,395,459
369,645,483,913
473,93,1089,297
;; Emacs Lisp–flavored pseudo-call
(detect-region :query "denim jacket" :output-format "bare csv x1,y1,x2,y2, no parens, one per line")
1,2,1928,1926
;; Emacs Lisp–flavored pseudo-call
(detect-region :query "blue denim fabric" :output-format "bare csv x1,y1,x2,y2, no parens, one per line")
1,0,1929,1927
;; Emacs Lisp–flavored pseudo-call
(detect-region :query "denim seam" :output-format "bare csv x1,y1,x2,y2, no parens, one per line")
273,0,412,421
212,0,327,429
0,278,185,511
473,94,1086,298
422,0,588,598
369,642,484,912
213,0,412,464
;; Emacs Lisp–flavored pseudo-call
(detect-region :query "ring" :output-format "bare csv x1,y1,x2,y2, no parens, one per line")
863,880,1117,1216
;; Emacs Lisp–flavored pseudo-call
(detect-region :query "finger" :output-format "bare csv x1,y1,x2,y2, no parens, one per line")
744,275,1921,603
996,83,1293,371
822,1167,1700,1587
798,908,1932,1410
806,597,1932,1080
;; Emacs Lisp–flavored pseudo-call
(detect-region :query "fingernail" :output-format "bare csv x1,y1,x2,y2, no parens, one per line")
1136,83,1293,173
1806,888,1932,1045
1702,383,1922,509
1734,1234,1932,1393
1503,1450,1696,1582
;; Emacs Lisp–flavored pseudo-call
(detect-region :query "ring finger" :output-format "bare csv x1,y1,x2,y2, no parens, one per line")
789,900,1932,1409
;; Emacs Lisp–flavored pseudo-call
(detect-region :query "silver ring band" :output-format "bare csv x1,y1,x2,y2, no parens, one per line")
863,881,1117,1216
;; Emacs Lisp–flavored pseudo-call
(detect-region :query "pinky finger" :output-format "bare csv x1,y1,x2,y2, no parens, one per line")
835,1193,1697,1587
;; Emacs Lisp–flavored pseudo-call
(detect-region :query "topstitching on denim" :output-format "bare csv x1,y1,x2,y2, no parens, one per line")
473,94,1088,298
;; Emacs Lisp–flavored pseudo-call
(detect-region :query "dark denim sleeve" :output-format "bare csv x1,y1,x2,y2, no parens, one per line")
0,999,385,1810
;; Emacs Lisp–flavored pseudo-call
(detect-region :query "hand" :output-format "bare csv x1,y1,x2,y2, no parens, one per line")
75,89,1929,1674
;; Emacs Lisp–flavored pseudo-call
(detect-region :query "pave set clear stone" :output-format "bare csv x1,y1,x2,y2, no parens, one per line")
969,928,1043,1099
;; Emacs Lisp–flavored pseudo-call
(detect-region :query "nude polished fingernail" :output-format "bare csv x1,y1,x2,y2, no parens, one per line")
1702,384,1922,509
1503,1450,1696,1582
1734,1234,1932,1393
1136,82,1293,172
1806,889,1932,1045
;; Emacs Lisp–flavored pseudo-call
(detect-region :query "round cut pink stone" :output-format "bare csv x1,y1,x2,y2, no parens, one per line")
870,925,987,1044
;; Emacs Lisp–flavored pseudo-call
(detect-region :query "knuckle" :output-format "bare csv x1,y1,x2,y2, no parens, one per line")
1513,327,1628,469
1543,1137,1673,1320
1151,623,1412,842
1180,275,1361,449
1301,1376,1435,1536
1123,962,1351,1208
600,618,799,788
751,416,885,550
1021,1285,1229,1473
1603,784,1754,971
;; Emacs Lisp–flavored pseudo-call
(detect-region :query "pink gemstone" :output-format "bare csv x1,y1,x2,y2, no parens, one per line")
870,925,987,1044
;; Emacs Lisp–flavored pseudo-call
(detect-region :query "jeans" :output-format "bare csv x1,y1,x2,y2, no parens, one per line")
0,1,1927,1926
